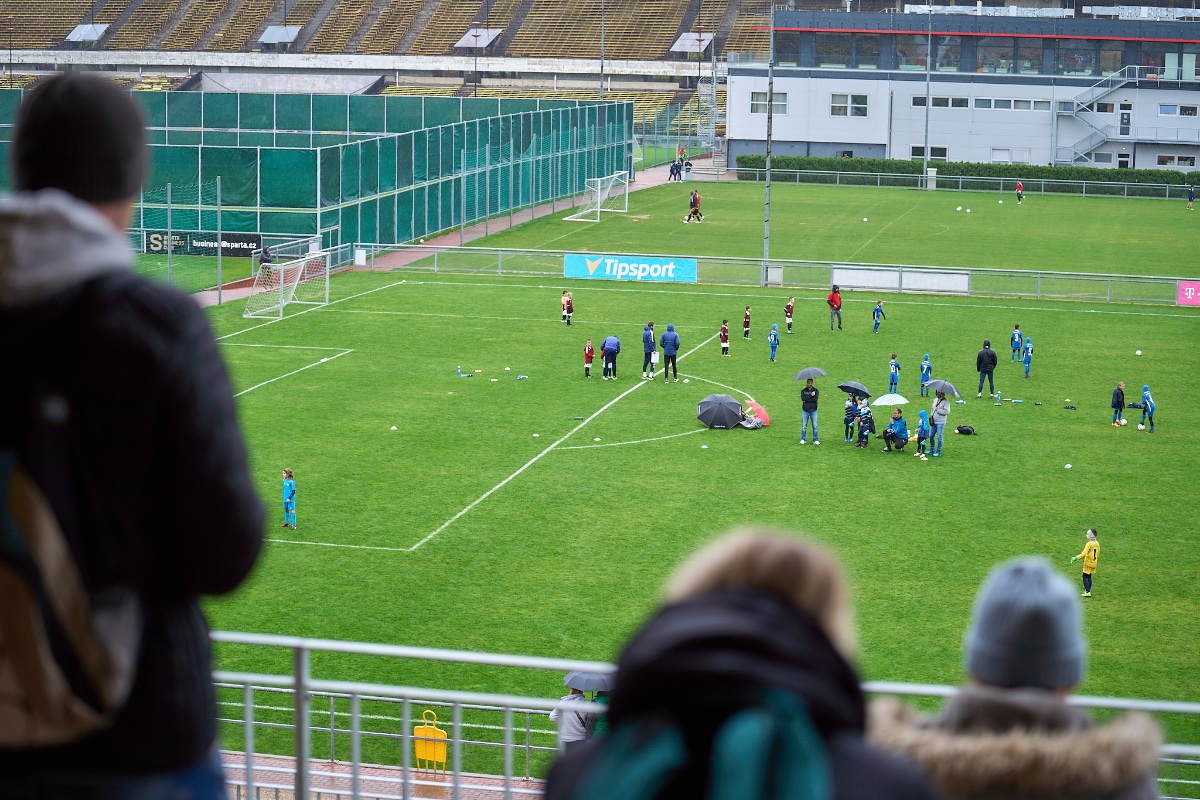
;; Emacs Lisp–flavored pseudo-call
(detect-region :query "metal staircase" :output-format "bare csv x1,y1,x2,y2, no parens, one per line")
698,58,727,154
1053,66,1156,164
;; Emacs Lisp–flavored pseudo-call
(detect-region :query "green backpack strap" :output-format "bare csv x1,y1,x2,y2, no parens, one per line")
573,721,687,800
708,689,832,800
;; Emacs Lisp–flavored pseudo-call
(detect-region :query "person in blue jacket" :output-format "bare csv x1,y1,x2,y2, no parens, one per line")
768,324,779,362
641,321,656,380
919,354,932,397
1022,338,1034,378
843,394,858,442
281,468,297,529
601,334,621,380
888,354,900,394
1010,325,1023,362
1141,384,1156,432
915,409,931,461
881,408,909,452
873,300,886,333
659,323,681,383
856,400,874,448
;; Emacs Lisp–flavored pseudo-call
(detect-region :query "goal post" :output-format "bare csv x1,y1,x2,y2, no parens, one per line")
242,250,331,319
564,171,629,222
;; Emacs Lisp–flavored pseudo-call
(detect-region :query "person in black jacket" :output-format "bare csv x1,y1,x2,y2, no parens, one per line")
976,339,998,398
1111,381,1126,427
800,378,820,445
0,74,263,795
545,531,938,800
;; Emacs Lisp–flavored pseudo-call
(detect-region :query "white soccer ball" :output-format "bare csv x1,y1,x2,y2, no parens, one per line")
956,206,962,211
1135,350,1142,356
320,357,328,362
1120,419,1128,426
999,200,1004,204
533,433,540,437
594,437,601,442
420,238,426,243
863,217,869,222
1137,423,1145,431
966,209,971,213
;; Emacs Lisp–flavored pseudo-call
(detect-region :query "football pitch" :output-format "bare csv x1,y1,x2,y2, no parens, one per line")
200,181,1200,763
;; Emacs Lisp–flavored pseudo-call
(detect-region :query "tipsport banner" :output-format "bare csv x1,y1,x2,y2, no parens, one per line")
564,253,698,283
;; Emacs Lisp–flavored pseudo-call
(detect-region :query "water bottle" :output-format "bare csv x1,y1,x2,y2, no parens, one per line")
996,390,1001,402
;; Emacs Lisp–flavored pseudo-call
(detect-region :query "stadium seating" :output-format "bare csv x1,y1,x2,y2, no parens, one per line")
0,0,95,49
475,86,675,125
408,0,487,57
722,5,770,57
206,0,272,52
130,73,185,90
105,0,181,50
307,0,372,54
356,0,423,55
160,0,230,50
507,0,691,61
381,82,463,96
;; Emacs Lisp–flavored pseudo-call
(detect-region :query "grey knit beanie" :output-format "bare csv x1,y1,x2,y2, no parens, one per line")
965,557,1085,690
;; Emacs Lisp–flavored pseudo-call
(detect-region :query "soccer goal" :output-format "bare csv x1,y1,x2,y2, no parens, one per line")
242,250,331,319
563,171,629,222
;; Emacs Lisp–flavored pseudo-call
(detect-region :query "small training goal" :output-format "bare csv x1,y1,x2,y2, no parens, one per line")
563,171,629,222
242,251,331,319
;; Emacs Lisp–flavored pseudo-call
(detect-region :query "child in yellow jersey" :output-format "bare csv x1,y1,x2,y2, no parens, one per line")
1070,528,1099,597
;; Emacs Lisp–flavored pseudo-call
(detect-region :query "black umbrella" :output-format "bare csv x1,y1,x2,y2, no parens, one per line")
564,671,614,692
697,394,744,429
792,367,827,382
837,381,871,398
925,379,961,398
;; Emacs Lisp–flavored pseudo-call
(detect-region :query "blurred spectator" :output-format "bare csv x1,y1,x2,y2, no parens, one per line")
546,531,938,800
0,74,263,797
869,557,1161,800
549,688,592,753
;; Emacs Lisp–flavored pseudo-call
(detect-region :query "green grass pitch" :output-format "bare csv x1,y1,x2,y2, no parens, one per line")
199,181,1200,772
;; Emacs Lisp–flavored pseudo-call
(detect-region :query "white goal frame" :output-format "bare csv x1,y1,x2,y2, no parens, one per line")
563,171,629,222
242,251,331,319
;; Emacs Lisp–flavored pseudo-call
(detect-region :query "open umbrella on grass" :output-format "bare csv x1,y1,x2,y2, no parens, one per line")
744,400,770,426
871,393,909,407
697,394,743,429
837,381,871,398
925,379,961,398
792,367,827,382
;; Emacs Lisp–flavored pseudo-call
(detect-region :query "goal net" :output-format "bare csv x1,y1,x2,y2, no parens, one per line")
242,251,330,319
564,171,629,222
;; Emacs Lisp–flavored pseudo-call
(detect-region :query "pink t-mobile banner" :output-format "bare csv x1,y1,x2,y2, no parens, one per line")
1179,281,1200,306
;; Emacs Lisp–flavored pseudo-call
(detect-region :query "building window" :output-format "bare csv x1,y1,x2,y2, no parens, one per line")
912,96,927,107
1181,156,1197,167
854,34,880,69
932,96,950,108
1057,40,1098,76
911,146,948,161
1017,39,1043,74
1183,106,1199,117
815,33,851,68
1091,102,1115,113
831,93,867,117
897,34,930,70
1100,40,1124,76
933,35,962,71
1093,152,1114,164
977,37,1015,73
1158,155,1176,165
992,148,1012,164
951,97,969,108
1033,100,1051,111
1014,99,1032,110
750,92,787,115
975,98,993,109
1160,104,1179,116
993,99,1012,110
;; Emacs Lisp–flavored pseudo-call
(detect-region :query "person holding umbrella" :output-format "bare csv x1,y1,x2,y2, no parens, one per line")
549,687,592,753
930,390,951,457
800,379,819,445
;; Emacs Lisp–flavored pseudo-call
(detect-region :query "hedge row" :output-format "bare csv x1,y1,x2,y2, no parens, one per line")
733,155,1195,185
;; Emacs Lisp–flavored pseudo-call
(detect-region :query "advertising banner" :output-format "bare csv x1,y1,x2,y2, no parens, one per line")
144,231,263,257
1177,280,1200,306
564,253,698,283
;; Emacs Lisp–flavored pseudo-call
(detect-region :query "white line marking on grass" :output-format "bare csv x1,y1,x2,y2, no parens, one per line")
558,428,706,450
268,537,410,552
329,309,711,330
677,373,755,402
215,280,409,341
221,343,350,351
844,205,917,263
233,349,353,398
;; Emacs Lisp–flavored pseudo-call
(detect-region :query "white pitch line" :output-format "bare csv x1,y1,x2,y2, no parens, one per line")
558,428,706,450
403,330,716,552
329,309,710,330
234,349,353,398
215,280,409,341
677,373,755,402
844,204,917,263
221,343,350,351
268,537,409,552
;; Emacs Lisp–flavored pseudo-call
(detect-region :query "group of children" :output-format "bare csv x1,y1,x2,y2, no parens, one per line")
843,397,940,461
1010,324,1034,377
1111,381,1156,432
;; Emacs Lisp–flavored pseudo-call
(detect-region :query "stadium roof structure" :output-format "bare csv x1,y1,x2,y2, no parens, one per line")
259,26,302,45
454,28,503,49
66,24,107,43
670,32,714,53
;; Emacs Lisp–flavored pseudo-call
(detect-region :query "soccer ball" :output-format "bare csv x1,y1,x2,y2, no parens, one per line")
1135,350,1142,356
1137,423,1145,431
999,200,1004,204
1120,419,1128,426
966,209,972,213
863,217,869,222
956,206,962,211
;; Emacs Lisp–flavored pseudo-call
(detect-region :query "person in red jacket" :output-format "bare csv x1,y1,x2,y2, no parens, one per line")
584,339,594,378
743,306,751,339
785,297,795,334
828,285,843,331
719,319,730,356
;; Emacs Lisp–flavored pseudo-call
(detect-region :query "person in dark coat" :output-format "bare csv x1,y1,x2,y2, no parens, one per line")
976,339,998,398
545,531,939,800
641,321,656,380
1111,381,1126,426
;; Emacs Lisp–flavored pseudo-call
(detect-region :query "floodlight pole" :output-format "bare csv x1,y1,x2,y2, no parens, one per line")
7,17,13,90
696,25,704,144
216,176,223,305
762,3,774,287
922,6,932,181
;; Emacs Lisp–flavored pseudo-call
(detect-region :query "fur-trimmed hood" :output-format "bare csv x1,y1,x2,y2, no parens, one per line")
868,686,1161,800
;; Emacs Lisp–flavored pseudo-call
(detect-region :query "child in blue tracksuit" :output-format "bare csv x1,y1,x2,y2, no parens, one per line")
1141,384,1156,432
888,354,900,394
915,409,930,460
1022,338,1033,377
1010,325,1023,362
873,301,886,333
768,324,779,362
856,401,874,448
843,394,857,442
919,354,932,397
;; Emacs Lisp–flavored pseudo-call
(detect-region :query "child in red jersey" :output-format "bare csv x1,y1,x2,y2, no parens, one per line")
785,297,795,334
584,339,594,378
720,320,730,356
743,306,751,340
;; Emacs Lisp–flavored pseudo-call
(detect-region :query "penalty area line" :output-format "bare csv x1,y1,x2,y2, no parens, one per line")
234,349,353,398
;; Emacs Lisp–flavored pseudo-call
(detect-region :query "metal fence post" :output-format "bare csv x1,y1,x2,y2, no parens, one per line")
294,646,311,800
1107,278,1112,302
1037,274,1042,298
460,148,466,247
243,685,256,796
525,713,532,779
166,183,173,286
350,694,362,800
503,706,514,800
216,177,223,305
401,698,412,800
329,695,336,761
452,703,463,800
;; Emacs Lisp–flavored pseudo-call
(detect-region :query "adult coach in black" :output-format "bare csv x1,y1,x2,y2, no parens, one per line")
0,74,263,795
976,338,998,398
